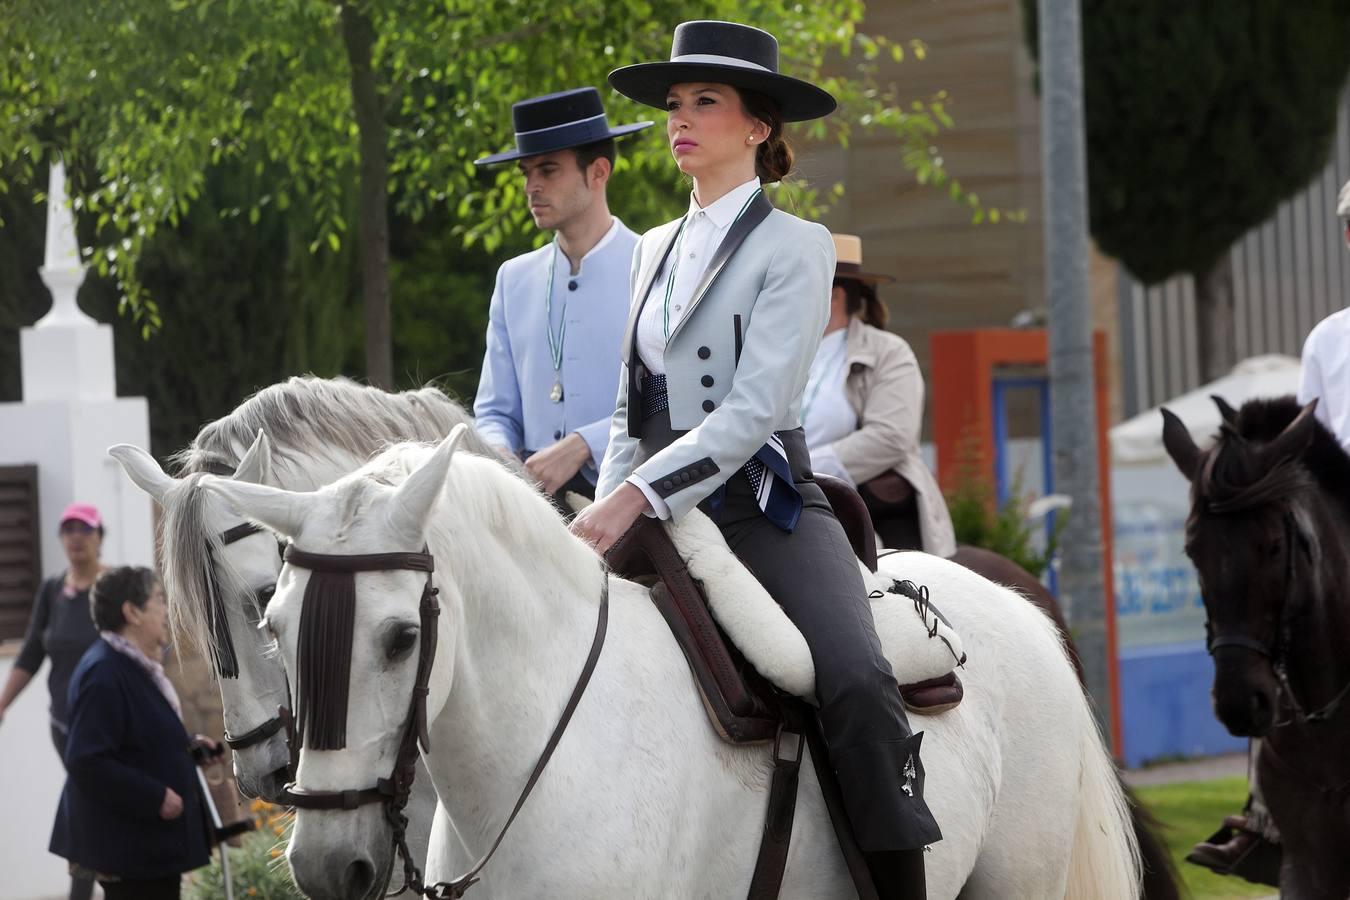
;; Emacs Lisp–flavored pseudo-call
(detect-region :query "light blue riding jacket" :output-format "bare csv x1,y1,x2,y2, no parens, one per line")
474,219,638,481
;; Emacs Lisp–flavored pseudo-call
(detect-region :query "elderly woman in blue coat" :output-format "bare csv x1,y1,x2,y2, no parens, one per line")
571,20,940,897
49,566,212,900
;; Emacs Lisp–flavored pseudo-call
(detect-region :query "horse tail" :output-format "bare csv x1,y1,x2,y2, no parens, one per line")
1125,783,1182,900
1064,705,1142,900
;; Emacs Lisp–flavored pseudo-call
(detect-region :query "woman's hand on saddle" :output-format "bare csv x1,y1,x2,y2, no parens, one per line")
570,482,651,556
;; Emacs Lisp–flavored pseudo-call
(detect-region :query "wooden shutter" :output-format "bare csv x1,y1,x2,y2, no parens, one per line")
0,467,40,643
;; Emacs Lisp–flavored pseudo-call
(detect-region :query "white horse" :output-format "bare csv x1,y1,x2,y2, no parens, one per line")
200,429,1140,900
110,376,502,866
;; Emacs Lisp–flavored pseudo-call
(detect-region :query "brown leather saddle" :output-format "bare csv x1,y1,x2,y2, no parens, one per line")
604,474,960,747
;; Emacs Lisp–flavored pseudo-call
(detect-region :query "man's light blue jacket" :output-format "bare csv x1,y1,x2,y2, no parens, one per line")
474,219,637,482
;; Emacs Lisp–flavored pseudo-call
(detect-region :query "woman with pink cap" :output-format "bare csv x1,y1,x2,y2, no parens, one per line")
0,503,107,900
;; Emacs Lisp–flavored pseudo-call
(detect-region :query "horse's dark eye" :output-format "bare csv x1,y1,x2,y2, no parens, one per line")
387,626,418,660
255,585,276,610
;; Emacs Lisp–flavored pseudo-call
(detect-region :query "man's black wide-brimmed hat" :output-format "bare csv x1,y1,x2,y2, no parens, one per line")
608,21,837,123
474,87,654,167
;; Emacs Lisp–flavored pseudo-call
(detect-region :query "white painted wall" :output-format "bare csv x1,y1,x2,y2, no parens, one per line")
0,651,74,900
0,393,155,576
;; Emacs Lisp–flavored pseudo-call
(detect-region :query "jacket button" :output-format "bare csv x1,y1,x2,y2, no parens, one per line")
697,346,711,360
702,400,715,413
568,280,578,291
701,375,714,387
662,480,674,491
553,430,562,440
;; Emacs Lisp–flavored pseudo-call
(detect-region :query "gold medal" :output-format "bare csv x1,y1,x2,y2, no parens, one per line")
550,381,564,403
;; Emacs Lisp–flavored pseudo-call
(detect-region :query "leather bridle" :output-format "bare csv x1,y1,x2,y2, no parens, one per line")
1200,479,1350,727
215,520,295,752
270,543,610,899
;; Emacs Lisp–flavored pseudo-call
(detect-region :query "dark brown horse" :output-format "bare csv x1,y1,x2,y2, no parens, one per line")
1163,395,1350,898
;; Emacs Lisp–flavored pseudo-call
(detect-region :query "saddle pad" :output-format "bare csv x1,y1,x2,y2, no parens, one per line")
665,510,966,704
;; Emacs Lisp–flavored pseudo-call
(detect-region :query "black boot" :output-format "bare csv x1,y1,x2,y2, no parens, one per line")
864,849,927,900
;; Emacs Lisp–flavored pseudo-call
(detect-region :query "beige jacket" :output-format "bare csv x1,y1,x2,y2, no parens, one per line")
832,317,957,556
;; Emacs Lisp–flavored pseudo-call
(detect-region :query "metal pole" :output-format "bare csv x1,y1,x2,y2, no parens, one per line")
1038,0,1113,742
197,768,235,900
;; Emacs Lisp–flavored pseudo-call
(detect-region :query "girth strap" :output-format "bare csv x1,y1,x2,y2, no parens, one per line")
747,710,805,900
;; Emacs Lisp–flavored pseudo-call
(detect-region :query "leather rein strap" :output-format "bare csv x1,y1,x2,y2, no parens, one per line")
271,540,611,900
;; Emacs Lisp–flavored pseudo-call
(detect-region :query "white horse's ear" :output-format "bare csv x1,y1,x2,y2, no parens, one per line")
233,430,274,486
200,476,313,540
109,444,177,504
387,425,469,545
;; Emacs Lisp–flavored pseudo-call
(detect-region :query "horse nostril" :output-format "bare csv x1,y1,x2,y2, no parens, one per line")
344,858,376,899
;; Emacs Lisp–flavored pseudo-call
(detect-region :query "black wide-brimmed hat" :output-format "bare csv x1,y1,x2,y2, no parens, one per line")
475,87,654,167
608,21,837,123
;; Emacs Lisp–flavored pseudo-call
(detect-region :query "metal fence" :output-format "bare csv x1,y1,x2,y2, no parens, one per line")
1119,91,1350,416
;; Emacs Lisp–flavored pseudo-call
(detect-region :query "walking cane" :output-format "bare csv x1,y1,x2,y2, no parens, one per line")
193,741,253,900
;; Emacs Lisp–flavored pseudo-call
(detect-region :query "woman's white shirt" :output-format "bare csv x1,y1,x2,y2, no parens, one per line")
634,177,763,375
629,177,764,516
801,327,856,485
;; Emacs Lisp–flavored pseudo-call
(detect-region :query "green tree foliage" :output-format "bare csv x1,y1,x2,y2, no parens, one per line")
1020,0,1350,379
2,0,982,386
72,157,366,456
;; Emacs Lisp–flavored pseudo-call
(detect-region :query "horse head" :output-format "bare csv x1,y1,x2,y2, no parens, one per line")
201,426,468,900
1162,397,1326,736
109,432,294,799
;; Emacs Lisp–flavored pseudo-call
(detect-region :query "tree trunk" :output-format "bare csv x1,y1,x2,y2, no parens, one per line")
340,2,392,389
1193,253,1236,384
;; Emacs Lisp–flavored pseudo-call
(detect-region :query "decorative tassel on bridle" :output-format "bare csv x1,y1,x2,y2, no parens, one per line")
295,566,358,751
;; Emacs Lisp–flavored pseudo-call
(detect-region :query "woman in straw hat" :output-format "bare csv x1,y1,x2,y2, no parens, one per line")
803,234,956,556
571,20,939,895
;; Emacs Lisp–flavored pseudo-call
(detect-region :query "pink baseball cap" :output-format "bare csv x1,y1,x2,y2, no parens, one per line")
59,503,103,529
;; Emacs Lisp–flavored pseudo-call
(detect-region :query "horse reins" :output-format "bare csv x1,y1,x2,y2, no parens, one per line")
271,543,610,899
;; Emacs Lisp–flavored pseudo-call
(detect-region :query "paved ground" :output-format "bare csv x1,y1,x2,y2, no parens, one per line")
1125,751,1248,787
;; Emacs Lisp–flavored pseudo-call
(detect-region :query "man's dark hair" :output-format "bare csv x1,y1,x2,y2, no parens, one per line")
90,565,158,632
574,138,616,180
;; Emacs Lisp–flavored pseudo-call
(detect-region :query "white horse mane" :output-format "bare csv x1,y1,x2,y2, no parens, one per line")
159,376,497,665
356,440,603,604
169,375,492,481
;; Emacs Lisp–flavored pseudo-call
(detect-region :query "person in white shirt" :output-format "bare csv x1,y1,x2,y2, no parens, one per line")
1296,178,1350,450
472,88,652,511
571,20,940,897
803,234,957,555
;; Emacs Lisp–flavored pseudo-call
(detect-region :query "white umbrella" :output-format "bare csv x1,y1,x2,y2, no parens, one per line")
1109,355,1302,465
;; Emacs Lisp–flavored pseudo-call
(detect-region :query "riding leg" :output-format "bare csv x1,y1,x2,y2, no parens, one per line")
715,465,940,895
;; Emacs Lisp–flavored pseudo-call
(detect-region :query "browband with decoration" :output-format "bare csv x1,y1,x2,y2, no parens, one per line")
281,545,435,753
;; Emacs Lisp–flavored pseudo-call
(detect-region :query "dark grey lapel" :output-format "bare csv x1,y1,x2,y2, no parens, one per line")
666,192,773,344
620,221,684,364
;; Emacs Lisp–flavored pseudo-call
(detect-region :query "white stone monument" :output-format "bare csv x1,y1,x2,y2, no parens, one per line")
0,161,155,576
